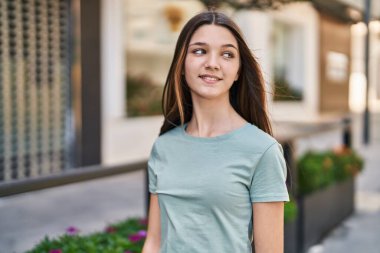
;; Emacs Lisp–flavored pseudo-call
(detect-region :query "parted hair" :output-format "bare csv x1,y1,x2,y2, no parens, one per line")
159,10,272,136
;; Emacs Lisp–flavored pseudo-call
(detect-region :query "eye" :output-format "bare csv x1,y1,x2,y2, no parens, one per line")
222,51,234,59
192,48,206,55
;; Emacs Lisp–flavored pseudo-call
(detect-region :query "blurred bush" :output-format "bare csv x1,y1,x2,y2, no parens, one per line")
126,75,163,117
27,218,147,253
284,197,298,224
297,147,364,195
27,201,298,252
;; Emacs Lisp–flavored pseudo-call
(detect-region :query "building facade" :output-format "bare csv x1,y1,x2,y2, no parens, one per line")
1,0,379,190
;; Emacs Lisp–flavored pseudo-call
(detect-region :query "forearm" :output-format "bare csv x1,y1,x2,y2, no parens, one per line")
142,236,160,253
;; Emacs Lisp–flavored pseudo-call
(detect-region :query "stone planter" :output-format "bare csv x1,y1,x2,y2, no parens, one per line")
285,218,298,253
297,177,355,252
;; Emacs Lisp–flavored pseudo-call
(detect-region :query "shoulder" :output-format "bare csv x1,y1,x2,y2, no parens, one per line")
152,125,183,151
238,123,280,154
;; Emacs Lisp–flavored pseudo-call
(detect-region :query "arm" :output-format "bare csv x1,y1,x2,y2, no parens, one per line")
142,194,161,253
252,202,285,253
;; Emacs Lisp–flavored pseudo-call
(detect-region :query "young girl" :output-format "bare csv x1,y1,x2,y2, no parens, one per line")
142,10,289,253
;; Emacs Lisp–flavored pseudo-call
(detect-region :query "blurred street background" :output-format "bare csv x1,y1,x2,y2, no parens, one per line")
0,0,380,252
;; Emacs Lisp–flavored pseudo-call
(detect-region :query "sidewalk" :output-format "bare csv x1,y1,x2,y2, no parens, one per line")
0,171,146,253
0,114,379,253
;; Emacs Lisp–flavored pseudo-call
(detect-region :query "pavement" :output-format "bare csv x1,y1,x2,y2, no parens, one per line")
0,171,146,253
0,113,379,253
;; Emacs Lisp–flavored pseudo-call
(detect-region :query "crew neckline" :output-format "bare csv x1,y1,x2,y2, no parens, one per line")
181,122,251,142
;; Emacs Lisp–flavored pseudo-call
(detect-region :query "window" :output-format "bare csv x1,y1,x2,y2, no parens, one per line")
272,20,304,101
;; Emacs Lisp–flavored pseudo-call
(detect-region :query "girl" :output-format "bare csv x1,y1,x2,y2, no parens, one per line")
142,10,289,253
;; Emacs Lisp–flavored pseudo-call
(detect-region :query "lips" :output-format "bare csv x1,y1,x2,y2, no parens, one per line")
199,74,222,82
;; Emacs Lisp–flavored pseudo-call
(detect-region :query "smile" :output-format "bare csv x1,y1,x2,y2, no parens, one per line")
199,74,222,83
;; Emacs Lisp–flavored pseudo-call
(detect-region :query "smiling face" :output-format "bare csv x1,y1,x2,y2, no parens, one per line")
184,24,240,101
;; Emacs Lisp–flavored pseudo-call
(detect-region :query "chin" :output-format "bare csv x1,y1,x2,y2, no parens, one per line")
191,90,229,101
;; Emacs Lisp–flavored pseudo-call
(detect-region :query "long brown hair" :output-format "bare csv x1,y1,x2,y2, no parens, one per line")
160,10,272,136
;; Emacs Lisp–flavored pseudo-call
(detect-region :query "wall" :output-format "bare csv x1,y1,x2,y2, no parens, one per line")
350,21,380,113
319,13,351,113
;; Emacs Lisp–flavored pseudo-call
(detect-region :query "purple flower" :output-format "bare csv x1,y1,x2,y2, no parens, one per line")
128,230,147,242
49,250,62,253
128,234,142,243
137,230,147,237
124,251,133,253
66,226,80,235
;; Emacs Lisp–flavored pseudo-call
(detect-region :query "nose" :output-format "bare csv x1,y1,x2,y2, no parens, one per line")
205,52,220,70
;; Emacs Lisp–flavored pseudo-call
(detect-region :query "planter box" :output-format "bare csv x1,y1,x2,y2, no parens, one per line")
251,219,297,253
297,177,355,252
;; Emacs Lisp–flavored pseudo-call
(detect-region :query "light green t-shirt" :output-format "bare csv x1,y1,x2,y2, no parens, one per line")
148,122,289,253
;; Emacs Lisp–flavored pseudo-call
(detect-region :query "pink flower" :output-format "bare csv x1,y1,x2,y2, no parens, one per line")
137,230,147,237
49,250,62,253
66,226,80,235
128,230,147,242
128,234,142,243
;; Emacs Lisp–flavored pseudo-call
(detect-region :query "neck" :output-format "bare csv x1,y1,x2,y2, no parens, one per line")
186,96,246,137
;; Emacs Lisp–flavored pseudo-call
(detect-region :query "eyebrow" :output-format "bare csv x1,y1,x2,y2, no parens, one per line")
188,42,238,50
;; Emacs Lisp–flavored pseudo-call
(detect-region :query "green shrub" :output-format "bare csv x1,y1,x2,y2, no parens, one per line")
333,148,364,181
28,203,299,252
297,151,336,194
297,147,364,195
284,197,298,224
27,218,147,253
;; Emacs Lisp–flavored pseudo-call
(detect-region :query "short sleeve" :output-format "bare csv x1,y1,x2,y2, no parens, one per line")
250,142,289,203
147,142,158,194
